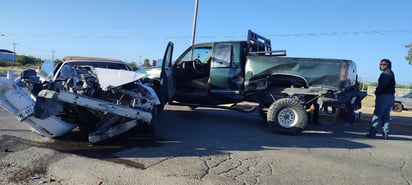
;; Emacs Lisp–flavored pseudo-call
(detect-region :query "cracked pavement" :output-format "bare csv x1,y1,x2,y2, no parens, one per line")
1,105,412,185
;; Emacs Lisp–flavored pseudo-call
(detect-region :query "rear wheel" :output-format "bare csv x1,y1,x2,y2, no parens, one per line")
267,98,307,135
392,102,403,112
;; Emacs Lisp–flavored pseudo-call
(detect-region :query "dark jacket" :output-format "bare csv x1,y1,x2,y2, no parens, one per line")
375,68,395,96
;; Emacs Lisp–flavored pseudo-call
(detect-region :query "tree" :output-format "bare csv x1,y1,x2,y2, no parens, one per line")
16,55,43,66
406,42,412,64
142,58,152,68
126,62,138,71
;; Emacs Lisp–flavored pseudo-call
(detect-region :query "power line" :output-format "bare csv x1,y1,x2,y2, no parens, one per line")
4,29,412,41
265,29,412,38
5,29,412,59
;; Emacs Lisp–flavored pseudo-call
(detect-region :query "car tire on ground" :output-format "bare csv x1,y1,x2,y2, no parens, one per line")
392,102,403,112
267,98,307,135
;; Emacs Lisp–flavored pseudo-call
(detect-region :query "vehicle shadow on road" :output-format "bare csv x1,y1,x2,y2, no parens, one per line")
3,107,411,166
57,107,411,159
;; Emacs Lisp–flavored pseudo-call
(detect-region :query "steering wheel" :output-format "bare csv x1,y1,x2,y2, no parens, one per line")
192,59,205,74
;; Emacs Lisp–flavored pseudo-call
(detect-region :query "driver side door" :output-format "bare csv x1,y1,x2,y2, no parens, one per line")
159,42,175,106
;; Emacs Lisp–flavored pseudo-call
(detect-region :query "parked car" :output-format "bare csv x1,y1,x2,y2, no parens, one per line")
393,91,412,112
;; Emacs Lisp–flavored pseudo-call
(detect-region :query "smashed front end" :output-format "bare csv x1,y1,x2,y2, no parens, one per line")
0,66,160,143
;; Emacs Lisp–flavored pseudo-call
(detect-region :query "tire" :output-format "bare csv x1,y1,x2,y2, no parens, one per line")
267,98,308,135
392,103,403,112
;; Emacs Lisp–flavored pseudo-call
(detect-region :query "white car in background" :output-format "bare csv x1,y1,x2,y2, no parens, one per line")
393,91,412,112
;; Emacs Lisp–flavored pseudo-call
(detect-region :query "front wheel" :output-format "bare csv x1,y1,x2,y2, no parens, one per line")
267,98,307,135
392,102,403,112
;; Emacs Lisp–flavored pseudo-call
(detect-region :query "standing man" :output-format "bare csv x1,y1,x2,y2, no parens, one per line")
366,59,396,139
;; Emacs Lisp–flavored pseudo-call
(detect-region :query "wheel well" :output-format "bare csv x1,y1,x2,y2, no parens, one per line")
394,101,404,107
267,74,308,88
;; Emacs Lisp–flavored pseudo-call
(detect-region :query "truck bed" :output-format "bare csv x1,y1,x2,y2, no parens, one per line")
245,56,357,91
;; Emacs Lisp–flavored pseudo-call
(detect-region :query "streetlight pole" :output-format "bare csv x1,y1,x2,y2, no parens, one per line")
12,42,17,63
51,50,55,61
12,42,17,53
191,0,199,46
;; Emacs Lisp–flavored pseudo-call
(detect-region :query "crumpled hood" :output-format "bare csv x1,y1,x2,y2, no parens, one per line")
94,68,146,89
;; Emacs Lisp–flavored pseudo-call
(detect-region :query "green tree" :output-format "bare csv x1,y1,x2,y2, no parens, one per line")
127,62,138,71
142,58,152,68
0,60,18,67
16,55,42,66
406,42,412,64
54,58,62,66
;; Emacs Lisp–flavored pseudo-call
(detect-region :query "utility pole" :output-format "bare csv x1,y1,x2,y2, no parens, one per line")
12,42,17,52
139,55,142,66
12,42,17,62
191,0,199,46
51,50,55,61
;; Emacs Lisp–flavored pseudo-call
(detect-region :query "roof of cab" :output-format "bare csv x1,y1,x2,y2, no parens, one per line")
62,56,123,62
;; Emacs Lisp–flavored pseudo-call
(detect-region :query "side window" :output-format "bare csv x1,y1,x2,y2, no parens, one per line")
181,47,211,63
212,44,232,68
164,44,173,69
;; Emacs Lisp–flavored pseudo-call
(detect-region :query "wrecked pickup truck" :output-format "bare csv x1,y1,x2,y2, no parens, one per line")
149,30,366,135
0,56,161,143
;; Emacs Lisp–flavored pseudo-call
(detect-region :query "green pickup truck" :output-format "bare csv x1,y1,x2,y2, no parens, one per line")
151,30,366,135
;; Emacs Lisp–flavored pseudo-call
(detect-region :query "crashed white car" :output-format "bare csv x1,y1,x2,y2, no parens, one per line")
0,56,162,143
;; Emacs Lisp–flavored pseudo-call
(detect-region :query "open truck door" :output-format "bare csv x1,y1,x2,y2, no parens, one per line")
159,42,175,107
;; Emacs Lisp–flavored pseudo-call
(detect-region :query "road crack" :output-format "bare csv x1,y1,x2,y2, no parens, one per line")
400,160,411,185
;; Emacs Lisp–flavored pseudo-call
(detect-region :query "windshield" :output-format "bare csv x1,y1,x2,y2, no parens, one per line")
39,60,55,79
55,61,131,79
63,61,131,70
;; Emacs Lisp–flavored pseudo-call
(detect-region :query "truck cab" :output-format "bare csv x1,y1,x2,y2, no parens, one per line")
171,41,248,104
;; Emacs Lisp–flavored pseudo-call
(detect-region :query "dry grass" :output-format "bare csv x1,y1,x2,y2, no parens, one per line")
0,66,25,75
359,95,412,119
361,96,375,108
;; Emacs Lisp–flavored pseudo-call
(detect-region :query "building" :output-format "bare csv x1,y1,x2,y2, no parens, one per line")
0,49,16,62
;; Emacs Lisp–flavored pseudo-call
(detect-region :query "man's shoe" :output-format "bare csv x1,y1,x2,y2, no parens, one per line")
382,132,389,140
367,126,377,138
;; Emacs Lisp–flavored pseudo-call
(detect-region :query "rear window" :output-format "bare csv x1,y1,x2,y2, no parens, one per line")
64,61,130,70
55,61,131,79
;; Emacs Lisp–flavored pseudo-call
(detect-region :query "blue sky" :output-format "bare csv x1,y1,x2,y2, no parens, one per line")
1,0,411,85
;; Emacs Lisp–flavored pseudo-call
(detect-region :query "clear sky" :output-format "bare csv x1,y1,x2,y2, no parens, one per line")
1,0,411,85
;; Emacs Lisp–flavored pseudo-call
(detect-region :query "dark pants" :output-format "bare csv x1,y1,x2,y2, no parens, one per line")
368,94,394,137
347,106,355,124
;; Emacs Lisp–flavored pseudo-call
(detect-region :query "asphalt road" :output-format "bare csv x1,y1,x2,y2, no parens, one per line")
1,105,412,185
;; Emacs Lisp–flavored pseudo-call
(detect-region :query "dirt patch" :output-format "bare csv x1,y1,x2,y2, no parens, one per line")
0,147,64,185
